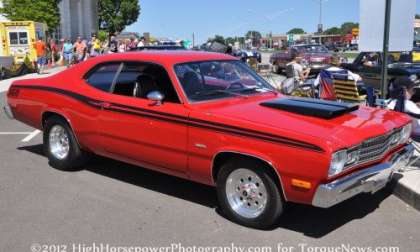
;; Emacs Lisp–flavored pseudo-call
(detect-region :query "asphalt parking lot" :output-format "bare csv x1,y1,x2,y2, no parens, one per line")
1,73,420,252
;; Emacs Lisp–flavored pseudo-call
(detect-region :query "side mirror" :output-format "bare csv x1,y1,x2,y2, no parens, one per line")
147,91,165,106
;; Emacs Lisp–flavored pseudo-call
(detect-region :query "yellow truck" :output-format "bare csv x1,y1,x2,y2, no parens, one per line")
0,21,48,63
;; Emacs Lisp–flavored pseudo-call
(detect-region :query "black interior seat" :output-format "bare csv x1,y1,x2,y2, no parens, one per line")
135,75,159,98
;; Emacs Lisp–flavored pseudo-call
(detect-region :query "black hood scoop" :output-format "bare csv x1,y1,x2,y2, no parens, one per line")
260,97,359,119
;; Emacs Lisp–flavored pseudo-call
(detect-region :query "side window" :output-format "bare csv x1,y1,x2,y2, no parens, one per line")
112,62,180,103
19,32,28,45
9,32,18,45
85,63,122,92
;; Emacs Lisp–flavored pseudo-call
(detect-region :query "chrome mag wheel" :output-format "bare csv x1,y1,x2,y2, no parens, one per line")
225,168,268,219
49,125,70,160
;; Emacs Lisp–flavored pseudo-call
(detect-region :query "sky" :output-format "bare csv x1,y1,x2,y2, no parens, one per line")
126,0,420,44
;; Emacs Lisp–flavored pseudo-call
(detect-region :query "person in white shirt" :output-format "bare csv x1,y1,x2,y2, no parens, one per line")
387,77,420,136
314,55,363,87
286,52,311,83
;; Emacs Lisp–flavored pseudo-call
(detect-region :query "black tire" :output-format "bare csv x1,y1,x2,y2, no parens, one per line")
216,158,284,229
43,115,86,171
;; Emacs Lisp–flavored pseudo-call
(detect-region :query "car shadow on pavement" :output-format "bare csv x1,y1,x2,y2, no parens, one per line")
19,144,393,238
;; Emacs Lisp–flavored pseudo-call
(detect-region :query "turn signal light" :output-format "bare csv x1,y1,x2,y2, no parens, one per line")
291,179,312,190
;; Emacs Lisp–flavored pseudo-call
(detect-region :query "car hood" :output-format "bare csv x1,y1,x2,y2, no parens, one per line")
191,95,410,152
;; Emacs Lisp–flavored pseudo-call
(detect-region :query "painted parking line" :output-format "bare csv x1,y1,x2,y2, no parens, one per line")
21,130,41,142
0,132,33,135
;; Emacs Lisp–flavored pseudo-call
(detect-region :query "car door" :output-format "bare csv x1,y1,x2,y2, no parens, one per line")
95,61,189,175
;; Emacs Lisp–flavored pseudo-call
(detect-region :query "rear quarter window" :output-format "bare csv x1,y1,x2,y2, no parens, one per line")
85,63,121,92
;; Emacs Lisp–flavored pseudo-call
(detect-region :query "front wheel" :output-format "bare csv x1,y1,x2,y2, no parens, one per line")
43,115,86,171
216,159,284,229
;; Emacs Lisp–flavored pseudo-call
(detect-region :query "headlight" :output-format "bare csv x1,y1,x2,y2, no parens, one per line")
409,74,418,82
329,150,347,177
400,124,412,144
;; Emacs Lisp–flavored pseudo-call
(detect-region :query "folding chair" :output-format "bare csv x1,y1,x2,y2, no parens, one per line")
331,72,367,103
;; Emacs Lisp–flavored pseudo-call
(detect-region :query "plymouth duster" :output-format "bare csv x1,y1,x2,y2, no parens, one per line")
4,51,414,229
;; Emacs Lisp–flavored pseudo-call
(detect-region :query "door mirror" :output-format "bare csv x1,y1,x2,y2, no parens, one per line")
147,91,165,106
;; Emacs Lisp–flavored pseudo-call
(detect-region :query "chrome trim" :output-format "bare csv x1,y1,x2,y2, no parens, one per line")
211,151,287,201
3,105,14,120
313,144,414,208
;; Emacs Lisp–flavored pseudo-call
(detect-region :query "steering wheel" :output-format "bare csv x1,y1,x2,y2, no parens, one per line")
226,82,245,90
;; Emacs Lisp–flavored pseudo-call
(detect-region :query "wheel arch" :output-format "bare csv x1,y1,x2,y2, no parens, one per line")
211,151,287,201
41,110,81,147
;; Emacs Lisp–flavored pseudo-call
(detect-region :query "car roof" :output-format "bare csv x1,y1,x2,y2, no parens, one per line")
91,50,237,65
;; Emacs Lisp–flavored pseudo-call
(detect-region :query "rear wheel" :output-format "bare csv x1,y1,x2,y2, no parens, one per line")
43,116,86,171
216,158,284,229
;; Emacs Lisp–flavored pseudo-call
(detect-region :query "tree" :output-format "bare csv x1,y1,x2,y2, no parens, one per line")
287,28,305,34
0,0,61,32
416,14,420,19
225,37,236,46
324,27,342,35
98,0,141,35
245,30,262,46
340,22,359,35
208,35,226,45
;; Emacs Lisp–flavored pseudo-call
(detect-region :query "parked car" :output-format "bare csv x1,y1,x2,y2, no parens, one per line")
269,44,332,74
341,50,420,93
4,51,414,229
232,49,262,63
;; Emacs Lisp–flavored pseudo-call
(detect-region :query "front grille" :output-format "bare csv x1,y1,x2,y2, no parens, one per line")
345,128,402,169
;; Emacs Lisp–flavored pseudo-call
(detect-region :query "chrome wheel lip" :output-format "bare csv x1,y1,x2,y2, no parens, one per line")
49,125,70,160
225,168,268,219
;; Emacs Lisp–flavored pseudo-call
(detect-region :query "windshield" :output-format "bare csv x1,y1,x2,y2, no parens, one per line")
174,60,275,102
295,45,328,53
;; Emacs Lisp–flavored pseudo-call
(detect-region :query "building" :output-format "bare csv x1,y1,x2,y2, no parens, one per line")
58,0,98,40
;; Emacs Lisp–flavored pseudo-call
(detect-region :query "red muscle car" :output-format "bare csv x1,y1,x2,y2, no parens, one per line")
4,51,414,229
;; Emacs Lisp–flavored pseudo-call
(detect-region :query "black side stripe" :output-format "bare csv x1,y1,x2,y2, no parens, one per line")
15,85,324,152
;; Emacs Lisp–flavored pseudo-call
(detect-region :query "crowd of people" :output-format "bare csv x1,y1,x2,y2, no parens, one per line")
33,34,147,74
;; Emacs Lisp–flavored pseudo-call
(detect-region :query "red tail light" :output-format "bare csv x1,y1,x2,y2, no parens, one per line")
8,86,20,97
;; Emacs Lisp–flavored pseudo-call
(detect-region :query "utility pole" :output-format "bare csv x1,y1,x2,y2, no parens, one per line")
380,0,392,98
192,32,195,48
318,0,323,33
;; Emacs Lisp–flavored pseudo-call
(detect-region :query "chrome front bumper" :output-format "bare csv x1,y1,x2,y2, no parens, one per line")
3,104,14,119
312,144,414,208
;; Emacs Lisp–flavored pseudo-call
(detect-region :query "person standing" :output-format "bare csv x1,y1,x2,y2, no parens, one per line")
62,38,74,67
108,36,118,54
91,36,102,57
34,37,47,74
137,37,145,48
73,37,86,63
49,38,58,67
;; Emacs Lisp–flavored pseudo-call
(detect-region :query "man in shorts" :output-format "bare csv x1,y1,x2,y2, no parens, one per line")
34,38,47,74
62,38,74,67
73,37,86,63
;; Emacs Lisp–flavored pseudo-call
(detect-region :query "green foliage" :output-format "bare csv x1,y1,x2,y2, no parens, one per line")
245,30,262,45
0,0,60,32
23,55,34,70
416,14,420,19
208,35,226,45
323,27,342,35
340,22,359,35
97,30,108,42
287,28,305,34
98,0,141,35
